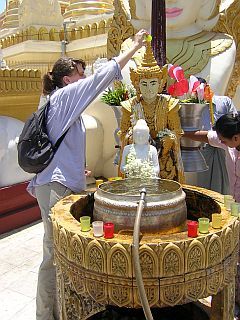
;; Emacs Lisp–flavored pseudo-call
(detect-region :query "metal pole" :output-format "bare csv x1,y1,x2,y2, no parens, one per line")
61,20,77,57
151,0,166,67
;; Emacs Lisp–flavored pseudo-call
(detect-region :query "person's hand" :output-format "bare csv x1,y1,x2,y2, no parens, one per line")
133,29,148,50
85,169,91,177
115,29,148,69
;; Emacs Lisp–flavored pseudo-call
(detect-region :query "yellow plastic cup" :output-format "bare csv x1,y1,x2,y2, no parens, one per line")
211,213,222,229
80,216,91,232
96,179,104,187
108,177,123,182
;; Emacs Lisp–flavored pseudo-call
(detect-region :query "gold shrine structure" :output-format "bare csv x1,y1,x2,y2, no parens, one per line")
52,184,239,320
0,68,42,121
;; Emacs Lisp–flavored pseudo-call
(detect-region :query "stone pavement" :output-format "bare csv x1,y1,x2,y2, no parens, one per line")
0,221,43,320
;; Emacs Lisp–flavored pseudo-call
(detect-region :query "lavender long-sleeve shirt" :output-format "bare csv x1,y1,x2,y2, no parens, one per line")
201,95,237,130
208,130,240,202
27,59,122,197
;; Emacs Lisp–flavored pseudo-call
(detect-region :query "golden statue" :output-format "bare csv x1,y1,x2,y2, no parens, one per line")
156,130,179,181
118,41,185,183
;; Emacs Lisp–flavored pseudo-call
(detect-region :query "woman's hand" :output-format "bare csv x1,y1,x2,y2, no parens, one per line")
115,29,148,70
133,29,148,50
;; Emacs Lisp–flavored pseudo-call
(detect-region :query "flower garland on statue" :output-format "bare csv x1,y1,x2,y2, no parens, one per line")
124,145,156,179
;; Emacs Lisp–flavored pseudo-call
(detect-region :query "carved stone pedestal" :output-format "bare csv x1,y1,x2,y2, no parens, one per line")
52,186,239,320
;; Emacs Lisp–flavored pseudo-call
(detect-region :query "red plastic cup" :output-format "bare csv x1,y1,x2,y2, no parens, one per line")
187,221,198,238
104,222,114,239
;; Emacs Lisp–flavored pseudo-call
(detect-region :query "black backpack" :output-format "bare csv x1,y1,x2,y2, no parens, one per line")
17,101,68,174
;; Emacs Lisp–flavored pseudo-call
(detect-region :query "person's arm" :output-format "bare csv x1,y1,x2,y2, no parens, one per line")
115,29,147,69
183,131,209,143
228,97,237,115
49,30,148,139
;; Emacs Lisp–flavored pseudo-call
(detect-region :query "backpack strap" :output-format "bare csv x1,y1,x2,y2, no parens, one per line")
53,129,69,151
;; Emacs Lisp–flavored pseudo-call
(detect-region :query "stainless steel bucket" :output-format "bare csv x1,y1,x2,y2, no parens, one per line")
94,178,187,233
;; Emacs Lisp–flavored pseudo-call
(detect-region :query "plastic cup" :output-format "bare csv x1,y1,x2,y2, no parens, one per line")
198,217,209,234
92,221,104,237
104,222,114,239
187,221,198,238
231,202,240,217
224,195,234,210
96,179,104,187
211,213,222,229
80,216,91,232
226,199,235,211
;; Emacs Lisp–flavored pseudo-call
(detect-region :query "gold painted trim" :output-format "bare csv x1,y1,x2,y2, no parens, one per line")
0,18,112,49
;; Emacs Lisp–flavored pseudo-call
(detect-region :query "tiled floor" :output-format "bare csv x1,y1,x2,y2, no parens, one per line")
0,221,43,320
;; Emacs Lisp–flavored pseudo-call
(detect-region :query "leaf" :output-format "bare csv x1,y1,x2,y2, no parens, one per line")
101,83,130,106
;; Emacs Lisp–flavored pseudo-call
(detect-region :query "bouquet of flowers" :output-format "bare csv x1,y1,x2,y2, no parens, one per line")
167,64,213,103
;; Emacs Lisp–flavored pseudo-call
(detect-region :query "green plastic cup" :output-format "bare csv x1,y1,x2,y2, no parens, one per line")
231,202,240,217
198,217,209,234
80,216,91,232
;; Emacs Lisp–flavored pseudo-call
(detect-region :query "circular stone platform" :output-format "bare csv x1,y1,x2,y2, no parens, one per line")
51,185,239,320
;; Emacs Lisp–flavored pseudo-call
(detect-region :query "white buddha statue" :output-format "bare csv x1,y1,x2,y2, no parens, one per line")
117,0,238,106
120,119,159,178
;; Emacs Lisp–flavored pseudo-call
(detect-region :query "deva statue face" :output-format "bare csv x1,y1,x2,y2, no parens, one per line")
130,42,168,102
139,78,159,103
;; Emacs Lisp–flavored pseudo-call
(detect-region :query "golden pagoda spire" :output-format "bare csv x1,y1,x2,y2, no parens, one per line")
63,0,114,20
2,0,19,29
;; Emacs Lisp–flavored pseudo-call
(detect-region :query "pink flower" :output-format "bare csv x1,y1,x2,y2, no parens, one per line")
168,64,189,96
167,65,208,102
189,75,200,95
